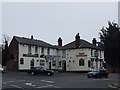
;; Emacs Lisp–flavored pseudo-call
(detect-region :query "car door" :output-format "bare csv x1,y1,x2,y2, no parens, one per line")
100,69,105,77
39,67,46,74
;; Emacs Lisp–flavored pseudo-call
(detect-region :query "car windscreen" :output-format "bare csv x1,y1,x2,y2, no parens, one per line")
92,69,100,72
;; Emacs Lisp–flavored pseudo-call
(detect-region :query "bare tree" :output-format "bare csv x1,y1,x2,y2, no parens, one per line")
2,34,10,46
2,34,10,66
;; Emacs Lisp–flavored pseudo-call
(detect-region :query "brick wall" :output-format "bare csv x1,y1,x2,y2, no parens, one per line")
6,37,19,71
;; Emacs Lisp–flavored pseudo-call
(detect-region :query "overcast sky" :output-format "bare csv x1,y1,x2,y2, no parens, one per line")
2,2,118,45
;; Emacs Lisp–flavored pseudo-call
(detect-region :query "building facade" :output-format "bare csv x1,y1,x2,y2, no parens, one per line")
7,33,105,71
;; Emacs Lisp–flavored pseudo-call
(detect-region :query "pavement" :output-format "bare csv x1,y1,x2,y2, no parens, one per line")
109,82,120,89
108,73,120,90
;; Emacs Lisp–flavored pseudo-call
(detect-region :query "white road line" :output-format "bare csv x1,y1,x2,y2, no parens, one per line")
8,81,15,82
93,79,110,80
36,84,61,88
11,84,23,88
19,80,26,82
25,83,36,87
36,85,53,88
41,80,54,83
2,82,7,84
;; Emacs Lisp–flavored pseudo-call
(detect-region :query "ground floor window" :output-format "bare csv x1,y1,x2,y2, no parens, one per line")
79,58,84,66
58,61,62,66
52,60,56,66
20,58,24,64
40,60,45,66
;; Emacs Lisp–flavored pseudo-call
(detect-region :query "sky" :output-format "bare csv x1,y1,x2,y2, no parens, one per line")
1,1,118,46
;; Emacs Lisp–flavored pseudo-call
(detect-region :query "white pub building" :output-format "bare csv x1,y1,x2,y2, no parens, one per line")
7,33,105,71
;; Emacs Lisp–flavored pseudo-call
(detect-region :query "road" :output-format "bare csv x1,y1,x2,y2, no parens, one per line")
2,71,119,89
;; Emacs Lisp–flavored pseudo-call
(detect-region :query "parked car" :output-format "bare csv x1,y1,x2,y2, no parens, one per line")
0,64,4,73
87,68,109,78
28,67,54,76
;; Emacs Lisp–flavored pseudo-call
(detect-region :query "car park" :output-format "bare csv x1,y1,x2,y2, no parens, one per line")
87,68,109,78
28,67,54,76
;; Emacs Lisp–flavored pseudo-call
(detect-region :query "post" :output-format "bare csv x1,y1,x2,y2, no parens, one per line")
95,50,99,68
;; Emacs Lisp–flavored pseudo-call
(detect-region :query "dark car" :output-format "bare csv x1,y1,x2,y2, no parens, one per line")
28,67,54,76
87,68,109,78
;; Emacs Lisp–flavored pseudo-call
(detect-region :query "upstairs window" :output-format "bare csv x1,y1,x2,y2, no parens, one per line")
28,46,31,54
41,47,44,54
91,49,93,57
47,48,50,55
79,58,84,66
62,50,66,58
35,46,38,54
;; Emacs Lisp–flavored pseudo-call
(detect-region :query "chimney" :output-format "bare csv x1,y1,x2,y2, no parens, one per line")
75,33,80,48
31,35,33,39
58,37,62,47
92,38,97,46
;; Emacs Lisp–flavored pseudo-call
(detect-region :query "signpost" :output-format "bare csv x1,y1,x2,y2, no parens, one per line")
94,50,99,68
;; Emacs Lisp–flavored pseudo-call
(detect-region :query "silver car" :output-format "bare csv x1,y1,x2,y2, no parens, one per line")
0,64,4,73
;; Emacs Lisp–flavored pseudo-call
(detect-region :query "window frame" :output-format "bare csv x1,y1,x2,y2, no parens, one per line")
28,45,32,54
79,58,84,66
41,47,44,54
35,46,38,54
20,58,24,65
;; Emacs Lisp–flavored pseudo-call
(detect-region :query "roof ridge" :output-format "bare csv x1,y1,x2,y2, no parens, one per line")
13,36,54,48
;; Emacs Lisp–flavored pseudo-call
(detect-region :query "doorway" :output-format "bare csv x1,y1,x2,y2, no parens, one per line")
62,60,66,71
49,62,51,70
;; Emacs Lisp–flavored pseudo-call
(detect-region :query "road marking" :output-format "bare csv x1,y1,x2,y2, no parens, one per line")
49,85,61,88
2,82,7,84
11,84,23,88
36,85,53,88
8,81,15,82
36,84,60,88
19,80,26,82
93,79,110,80
41,80,54,83
25,83,36,87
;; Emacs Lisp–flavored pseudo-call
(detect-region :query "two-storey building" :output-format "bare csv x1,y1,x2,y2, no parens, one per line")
7,33,105,71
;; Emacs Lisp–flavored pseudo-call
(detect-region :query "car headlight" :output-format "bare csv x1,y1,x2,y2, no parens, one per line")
93,73,96,75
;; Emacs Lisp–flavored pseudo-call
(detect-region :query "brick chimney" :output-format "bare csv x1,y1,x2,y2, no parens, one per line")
58,37,62,47
92,38,97,46
75,33,80,48
31,35,33,39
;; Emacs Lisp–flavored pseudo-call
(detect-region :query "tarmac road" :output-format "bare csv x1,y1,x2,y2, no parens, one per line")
2,71,119,89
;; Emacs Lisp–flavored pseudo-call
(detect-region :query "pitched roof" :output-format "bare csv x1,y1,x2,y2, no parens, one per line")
14,36,54,48
62,39,103,50
13,36,103,50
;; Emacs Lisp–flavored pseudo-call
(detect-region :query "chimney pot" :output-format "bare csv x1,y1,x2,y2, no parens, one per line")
92,38,97,46
58,37,62,46
31,35,33,39
75,33,80,48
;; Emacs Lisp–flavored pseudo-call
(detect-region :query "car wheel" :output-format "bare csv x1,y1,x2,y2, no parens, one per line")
47,73,51,76
31,72,35,75
105,75,108,78
87,76,91,78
